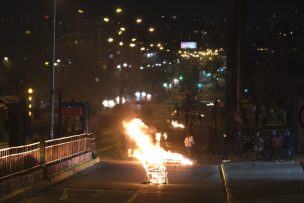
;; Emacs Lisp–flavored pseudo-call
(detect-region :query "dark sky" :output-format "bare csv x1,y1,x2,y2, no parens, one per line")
1,0,304,23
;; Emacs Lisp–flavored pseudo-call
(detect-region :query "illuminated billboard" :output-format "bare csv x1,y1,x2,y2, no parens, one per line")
181,42,197,49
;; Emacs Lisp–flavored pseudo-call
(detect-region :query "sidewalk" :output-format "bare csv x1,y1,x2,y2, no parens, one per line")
221,160,304,202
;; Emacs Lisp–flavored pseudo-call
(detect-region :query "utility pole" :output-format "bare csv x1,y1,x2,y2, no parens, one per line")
50,0,56,139
225,0,244,134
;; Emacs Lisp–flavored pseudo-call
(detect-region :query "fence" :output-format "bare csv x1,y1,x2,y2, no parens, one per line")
0,142,40,180
0,133,94,180
45,133,93,165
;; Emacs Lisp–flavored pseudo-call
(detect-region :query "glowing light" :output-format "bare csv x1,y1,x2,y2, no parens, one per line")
28,96,32,101
148,27,155,33
140,47,145,51
171,120,185,129
119,41,124,46
123,119,193,184
120,27,126,31
102,100,116,108
131,38,137,42
27,88,33,94
136,18,142,23
129,43,136,48
123,63,128,67
116,8,123,14
135,92,141,98
108,37,114,43
78,9,84,14
44,61,49,66
206,102,214,106
4,57,9,62
173,78,179,84
141,92,146,97
103,17,110,22
146,94,152,101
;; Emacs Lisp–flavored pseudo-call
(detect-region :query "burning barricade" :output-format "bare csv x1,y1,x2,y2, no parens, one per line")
123,118,193,184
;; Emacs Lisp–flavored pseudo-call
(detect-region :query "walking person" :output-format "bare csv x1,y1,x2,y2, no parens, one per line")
184,112,189,126
269,130,282,161
184,134,195,158
235,130,243,159
253,131,264,161
283,129,293,159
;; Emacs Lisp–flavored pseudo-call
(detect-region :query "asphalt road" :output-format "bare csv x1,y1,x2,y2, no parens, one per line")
17,161,226,203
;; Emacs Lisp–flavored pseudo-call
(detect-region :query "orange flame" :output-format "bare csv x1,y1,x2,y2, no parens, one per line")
171,120,185,129
123,118,193,184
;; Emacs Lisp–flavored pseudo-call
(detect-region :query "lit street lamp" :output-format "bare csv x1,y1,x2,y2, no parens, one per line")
116,8,123,14
103,17,110,22
136,18,142,24
148,27,155,33
108,37,114,43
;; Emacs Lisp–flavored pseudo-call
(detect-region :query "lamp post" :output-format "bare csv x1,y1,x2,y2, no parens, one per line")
50,0,56,139
173,78,179,109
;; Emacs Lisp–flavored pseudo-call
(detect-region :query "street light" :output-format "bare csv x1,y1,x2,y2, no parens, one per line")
173,78,179,109
27,88,34,94
129,43,136,48
116,8,123,14
103,17,110,22
148,27,155,33
136,18,142,24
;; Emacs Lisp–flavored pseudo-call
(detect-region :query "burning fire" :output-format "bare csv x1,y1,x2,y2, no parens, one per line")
123,118,193,184
171,120,185,129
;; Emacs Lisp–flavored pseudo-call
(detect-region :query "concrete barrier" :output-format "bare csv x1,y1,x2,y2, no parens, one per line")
0,153,99,203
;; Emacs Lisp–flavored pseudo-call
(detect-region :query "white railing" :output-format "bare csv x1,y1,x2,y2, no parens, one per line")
0,142,40,180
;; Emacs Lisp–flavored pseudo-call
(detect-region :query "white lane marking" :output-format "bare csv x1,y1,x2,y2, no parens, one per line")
127,185,146,203
59,188,68,201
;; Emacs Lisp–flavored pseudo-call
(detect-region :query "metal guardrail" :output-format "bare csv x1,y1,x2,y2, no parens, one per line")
0,133,94,180
45,133,93,165
0,142,40,180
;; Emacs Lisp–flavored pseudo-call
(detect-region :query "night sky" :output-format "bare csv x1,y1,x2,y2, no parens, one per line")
1,0,303,23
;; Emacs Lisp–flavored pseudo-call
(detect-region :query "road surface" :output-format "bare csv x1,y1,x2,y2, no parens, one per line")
17,160,226,203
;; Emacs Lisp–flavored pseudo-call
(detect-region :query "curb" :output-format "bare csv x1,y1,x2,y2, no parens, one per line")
0,157,100,203
220,163,232,203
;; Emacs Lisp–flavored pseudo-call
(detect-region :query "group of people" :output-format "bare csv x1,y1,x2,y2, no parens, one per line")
237,129,294,161
184,112,204,127
268,129,293,161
